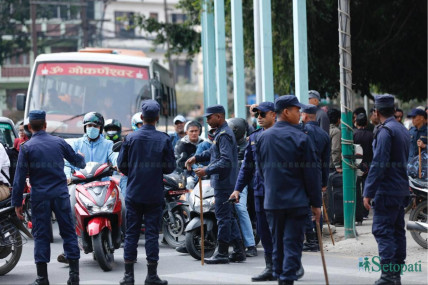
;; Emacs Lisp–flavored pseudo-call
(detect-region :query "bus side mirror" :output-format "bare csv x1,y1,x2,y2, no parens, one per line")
16,93,26,111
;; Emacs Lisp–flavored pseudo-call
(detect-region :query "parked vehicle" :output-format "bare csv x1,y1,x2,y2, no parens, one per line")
0,194,32,276
407,177,427,249
161,172,190,248
70,162,122,271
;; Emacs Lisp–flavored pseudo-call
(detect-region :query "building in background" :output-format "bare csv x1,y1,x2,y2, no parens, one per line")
0,0,203,123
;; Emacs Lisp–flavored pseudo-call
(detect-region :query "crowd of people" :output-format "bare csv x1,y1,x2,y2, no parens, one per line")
0,90,426,285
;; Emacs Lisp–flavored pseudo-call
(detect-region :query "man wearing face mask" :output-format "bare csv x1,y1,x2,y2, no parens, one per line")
104,118,122,143
59,111,117,264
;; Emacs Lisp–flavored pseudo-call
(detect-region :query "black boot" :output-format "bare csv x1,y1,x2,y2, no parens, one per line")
302,232,319,252
228,240,246,262
251,254,275,282
31,263,49,285
57,253,69,264
246,246,258,257
120,262,135,285
374,267,400,285
296,261,304,280
145,262,167,285
67,259,79,285
205,241,230,264
175,245,188,254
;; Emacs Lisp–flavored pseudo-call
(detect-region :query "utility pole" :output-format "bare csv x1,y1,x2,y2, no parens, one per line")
163,0,174,82
253,0,262,103
80,0,88,47
338,0,356,239
31,2,37,59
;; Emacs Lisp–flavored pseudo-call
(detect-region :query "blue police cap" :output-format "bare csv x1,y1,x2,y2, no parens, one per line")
308,90,321,101
28,110,46,121
253,102,274,113
408,108,427,118
203,104,225,117
274,95,303,112
301,104,317,114
374,94,395,109
141,100,160,118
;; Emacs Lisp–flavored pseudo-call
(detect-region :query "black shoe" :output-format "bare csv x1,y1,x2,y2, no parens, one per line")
175,245,188,254
120,263,135,285
374,268,401,285
246,246,258,257
205,241,230,264
31,263,49,285
278,280,293,285
57,253,69,264
228,240,246,263
303,232,319,252
145,262,167,285
296,262,304,280
251,254,275,282
67,259,79,285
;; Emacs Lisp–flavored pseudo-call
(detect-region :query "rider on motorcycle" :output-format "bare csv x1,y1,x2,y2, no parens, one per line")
104,118,122,143
59,111,118,264
174,120,204,171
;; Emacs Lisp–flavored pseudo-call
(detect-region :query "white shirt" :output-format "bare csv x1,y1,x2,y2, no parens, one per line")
0,144,10,184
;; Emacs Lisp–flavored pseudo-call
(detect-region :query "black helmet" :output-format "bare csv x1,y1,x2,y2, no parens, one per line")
104,118,122,142
226,118,246,142
83,112,105,133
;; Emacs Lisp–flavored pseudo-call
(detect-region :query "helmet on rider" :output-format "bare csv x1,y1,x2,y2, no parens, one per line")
83,112,105,139
131,112,143,131
104,118,122,143
226,118,247,143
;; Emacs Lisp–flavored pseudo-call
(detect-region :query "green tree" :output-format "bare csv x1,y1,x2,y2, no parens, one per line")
0,0,31,65
134,0,427,102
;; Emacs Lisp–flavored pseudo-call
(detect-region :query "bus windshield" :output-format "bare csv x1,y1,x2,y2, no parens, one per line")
28,62,152,137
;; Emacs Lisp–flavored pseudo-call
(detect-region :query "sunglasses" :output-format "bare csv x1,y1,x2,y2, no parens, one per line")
255,112,267,118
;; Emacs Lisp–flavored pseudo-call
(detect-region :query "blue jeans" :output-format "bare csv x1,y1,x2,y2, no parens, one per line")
235,187,256,247
214,190,242,244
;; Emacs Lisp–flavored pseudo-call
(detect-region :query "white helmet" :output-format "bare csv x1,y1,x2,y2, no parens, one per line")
131,112,143,131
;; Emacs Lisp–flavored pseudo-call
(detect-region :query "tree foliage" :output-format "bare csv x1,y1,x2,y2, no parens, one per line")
133,0,428,101
0,0,31,65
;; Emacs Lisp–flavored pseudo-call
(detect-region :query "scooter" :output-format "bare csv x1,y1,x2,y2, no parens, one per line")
407,176,427,249
0,193,33,276
184,179,217,260
71,162,122,271
161,172,191,248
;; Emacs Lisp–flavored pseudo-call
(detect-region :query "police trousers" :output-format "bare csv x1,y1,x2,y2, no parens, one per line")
254,195,273,255
266,207,307,281
32,196,79,263
123,200,163,262
372,194,408,265
214,190,241,244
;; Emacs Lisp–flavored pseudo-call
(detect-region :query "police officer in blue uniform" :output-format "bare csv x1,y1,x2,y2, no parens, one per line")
117,100,175,285
300,104,330,252
185,105,244,264
230,102,277,281
256,96,322,285
408,108,427,162
363,95,410,285
12,110,86,285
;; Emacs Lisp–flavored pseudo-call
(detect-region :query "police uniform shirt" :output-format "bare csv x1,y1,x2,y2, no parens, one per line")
235,128,265,196
12,130,86,206
117,125,176,204
195,122,238,190
256,121,322,210
363,117,410,198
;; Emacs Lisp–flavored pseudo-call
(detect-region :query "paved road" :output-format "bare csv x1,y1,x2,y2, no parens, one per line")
1,223,426,285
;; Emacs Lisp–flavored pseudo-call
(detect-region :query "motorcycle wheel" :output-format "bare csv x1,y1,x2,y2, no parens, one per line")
409,201,428,249
162,206,189,248
92,229,114,271
185,227,216,260
0,225,23,276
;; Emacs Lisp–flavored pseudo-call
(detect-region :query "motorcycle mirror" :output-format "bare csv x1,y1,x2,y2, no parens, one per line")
112,141,123,152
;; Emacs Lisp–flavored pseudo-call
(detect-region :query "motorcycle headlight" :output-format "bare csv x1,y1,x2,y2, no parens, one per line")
78,193,101,214
100,190,117,213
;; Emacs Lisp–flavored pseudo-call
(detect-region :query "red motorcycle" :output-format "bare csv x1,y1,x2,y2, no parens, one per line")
70,162,122,271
